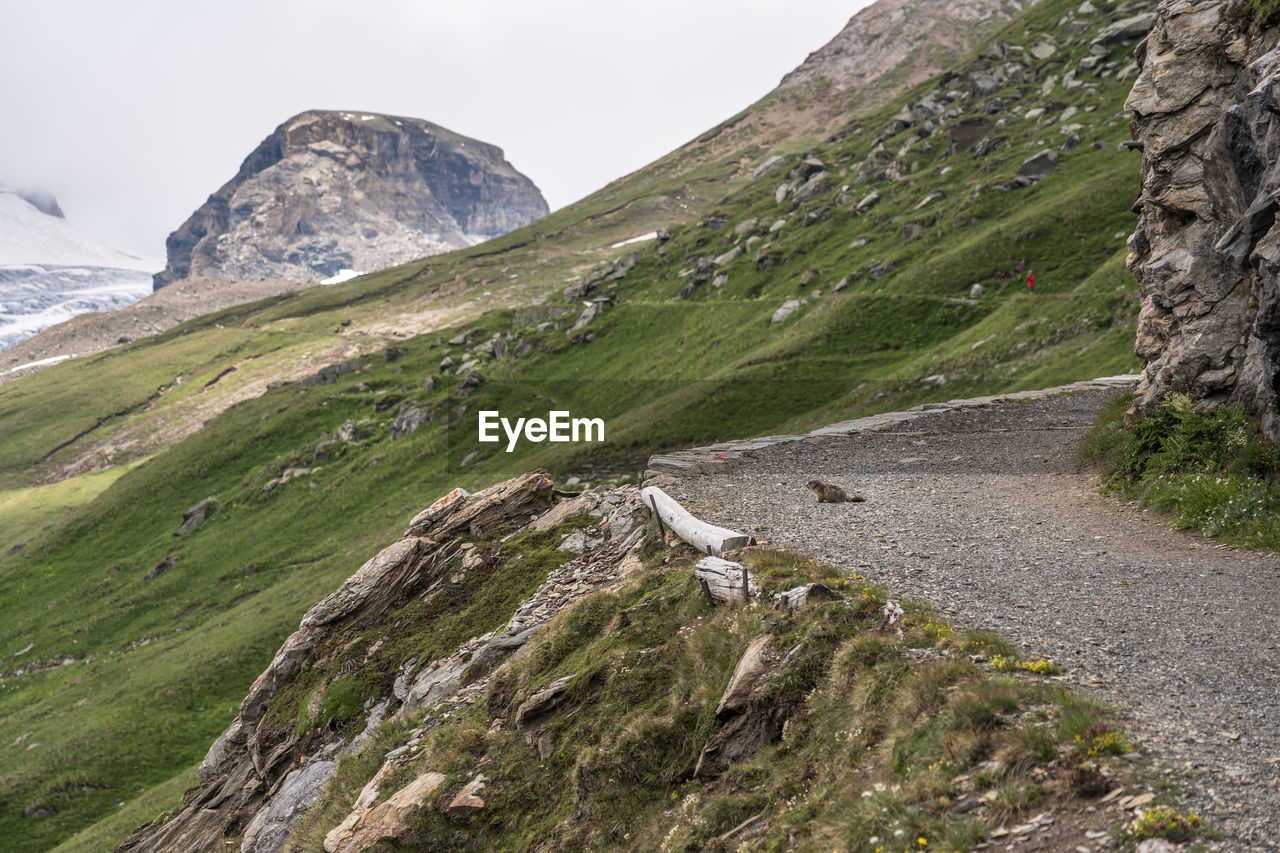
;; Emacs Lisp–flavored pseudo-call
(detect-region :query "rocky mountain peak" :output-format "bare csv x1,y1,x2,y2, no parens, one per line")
774,0,1025,96
153,109,549,289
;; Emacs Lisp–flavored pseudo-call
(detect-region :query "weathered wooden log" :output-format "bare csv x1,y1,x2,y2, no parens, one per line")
640,486,752,556
770,582,839,611
695,556,759,604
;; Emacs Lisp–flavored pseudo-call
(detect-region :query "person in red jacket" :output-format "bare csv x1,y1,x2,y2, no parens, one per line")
1027,271,1036,294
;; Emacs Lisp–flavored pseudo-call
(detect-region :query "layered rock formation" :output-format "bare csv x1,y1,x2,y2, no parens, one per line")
116,472,649,852
1125,1,1280,439
154,110,549,288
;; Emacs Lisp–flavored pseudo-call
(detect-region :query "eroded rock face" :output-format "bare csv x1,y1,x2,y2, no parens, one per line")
154,110,549,288
116,472,650,853
1125,1,1280,439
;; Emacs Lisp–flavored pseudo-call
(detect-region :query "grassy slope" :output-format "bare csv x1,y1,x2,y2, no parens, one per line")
0,0,1149,848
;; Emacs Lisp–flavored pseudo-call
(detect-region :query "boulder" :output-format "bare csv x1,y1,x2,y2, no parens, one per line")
323,770,447,853
174,498,215,537
790,171,830,207
715,635,776,716
770,300,806,325
1017,149,1059,181
446,774,489,815
390,406,433,440
750,155,786,181
948,117,994,154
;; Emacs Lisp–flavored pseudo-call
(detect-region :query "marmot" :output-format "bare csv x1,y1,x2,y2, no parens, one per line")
807,480,865,503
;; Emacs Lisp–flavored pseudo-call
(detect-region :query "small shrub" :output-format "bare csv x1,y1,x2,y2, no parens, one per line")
1073,723,1131,757
990,654,1059,675
1063,751,1111,796
1122,805,1203,843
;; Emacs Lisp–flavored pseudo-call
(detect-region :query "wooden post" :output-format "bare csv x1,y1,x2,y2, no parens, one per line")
695,557,758,604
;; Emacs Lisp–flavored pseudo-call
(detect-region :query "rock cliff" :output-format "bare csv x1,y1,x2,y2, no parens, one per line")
153,110,549,289
1125,0,1280,439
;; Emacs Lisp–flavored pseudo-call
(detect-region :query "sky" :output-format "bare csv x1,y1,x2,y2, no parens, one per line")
0,0,874,260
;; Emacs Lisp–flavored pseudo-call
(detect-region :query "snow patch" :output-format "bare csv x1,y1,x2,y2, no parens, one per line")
610,231,659,249
8,354,72,372
321,269,362,285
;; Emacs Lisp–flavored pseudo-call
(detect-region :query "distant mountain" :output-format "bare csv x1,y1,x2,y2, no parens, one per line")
0,190,159,350
154,110,550,289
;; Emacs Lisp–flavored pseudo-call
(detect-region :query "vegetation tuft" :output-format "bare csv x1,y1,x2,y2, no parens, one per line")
1083,392,1280,548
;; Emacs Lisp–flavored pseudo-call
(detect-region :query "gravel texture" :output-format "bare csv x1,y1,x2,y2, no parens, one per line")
658,388,1280,850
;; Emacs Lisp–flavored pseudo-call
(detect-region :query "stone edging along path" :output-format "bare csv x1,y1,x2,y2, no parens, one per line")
643,375,1280,851
644,374,1140,481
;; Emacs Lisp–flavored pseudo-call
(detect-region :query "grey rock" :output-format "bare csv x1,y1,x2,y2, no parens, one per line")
855,191,881,214
1093,12,1155,46
713,247,742,267
750,155,786,181
770,300,806,325
1017,149,1059,181
389,406,433,440
240,760,337,853
175,498,215,537
336,419,359,443
790,171,830,207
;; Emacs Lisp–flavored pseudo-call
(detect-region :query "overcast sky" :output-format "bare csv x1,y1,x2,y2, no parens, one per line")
0,0,872,260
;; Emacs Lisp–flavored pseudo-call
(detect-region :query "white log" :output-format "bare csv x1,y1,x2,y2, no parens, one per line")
770,582,838,610
640,486,752,556
695,556,759,604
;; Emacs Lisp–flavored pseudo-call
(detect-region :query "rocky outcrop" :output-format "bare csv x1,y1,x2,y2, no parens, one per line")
775,0,1021,96
153,110,549,289
116,472,650,852
1125,1,1280,439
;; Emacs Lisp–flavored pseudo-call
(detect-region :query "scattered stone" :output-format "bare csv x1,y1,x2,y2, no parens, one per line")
453,372,482,399
1017,149,1059,183
716,635,776,716
751,155,786,181
770,300,807,325
855,191,881,214
175,498,215,537
446,774,488,815
336,419,359,443
389,406,433,440
323,770,447,853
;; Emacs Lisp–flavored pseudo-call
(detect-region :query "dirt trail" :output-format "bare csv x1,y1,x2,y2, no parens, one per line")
661,388,1280,850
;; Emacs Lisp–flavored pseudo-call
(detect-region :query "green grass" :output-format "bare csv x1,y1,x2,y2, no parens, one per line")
1083,392,1280,549
0,0,1159,846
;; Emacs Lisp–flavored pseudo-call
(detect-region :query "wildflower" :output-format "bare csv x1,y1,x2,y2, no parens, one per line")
918,838,928,846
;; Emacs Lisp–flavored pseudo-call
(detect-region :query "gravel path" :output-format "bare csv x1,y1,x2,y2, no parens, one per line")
660,388,1280,850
